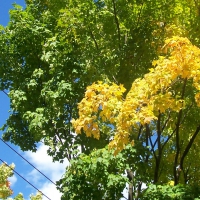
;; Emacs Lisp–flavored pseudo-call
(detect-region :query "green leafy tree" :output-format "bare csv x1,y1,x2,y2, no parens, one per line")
58,143,149,200
2,0,200,200
142,184,200,200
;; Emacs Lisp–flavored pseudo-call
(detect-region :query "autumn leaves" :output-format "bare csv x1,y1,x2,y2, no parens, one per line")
72,37,200,153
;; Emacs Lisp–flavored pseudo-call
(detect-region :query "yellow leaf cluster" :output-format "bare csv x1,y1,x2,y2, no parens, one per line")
0,163,14,199
167,180,175,186
110,37,200,152
73,36,200,153
71,81,126,139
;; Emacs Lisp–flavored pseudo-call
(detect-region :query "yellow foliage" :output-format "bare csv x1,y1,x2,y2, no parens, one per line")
0,163,14,199
72,36,200,153
167,180,175,186
71,81,126,139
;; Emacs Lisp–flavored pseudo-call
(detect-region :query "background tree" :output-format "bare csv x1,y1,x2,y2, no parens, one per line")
1,0,200,199
0,163,42,200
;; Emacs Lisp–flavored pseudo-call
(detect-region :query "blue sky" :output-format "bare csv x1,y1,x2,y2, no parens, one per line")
0,1,68,199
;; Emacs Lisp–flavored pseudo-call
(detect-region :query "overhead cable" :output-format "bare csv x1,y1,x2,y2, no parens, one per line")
1,90,9,97
0,158,51,200
0,138,56,186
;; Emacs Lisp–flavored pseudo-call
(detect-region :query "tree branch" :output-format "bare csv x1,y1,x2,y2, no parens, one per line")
149,130,157,160
126,169,133,200
161,111,171,132
145,124,150,163
112,0,121,49
88,26,99,50
180,125,200,171
154,112,162,183
174,78,187,185
137,124,143,140
136,2,144,28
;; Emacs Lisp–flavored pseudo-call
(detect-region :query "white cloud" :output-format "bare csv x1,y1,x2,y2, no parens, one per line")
38,182,62,200
26,169,42,185
8,174,17,187
23,143,69,200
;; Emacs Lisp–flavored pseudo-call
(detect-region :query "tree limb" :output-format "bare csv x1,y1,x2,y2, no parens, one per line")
112,0,121,49
88,26,99,50
174,78,187,184
180,125,200,171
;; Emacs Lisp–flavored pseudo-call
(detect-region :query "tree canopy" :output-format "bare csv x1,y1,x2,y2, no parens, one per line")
1,0,200,199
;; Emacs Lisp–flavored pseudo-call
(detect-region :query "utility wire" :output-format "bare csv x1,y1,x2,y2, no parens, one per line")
2,90,9,97
0,158,51,200
0,138,56,186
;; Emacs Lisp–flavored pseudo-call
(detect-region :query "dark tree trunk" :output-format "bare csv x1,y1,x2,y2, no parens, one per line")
127,169,133,200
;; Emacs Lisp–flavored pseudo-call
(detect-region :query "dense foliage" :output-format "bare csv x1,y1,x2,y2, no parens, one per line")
0,163,14,199
1,0,200,199
0,163,42,200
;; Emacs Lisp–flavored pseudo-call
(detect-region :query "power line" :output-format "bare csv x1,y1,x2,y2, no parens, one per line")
0,158,51,200
1,90,9,97
0,138,56,186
